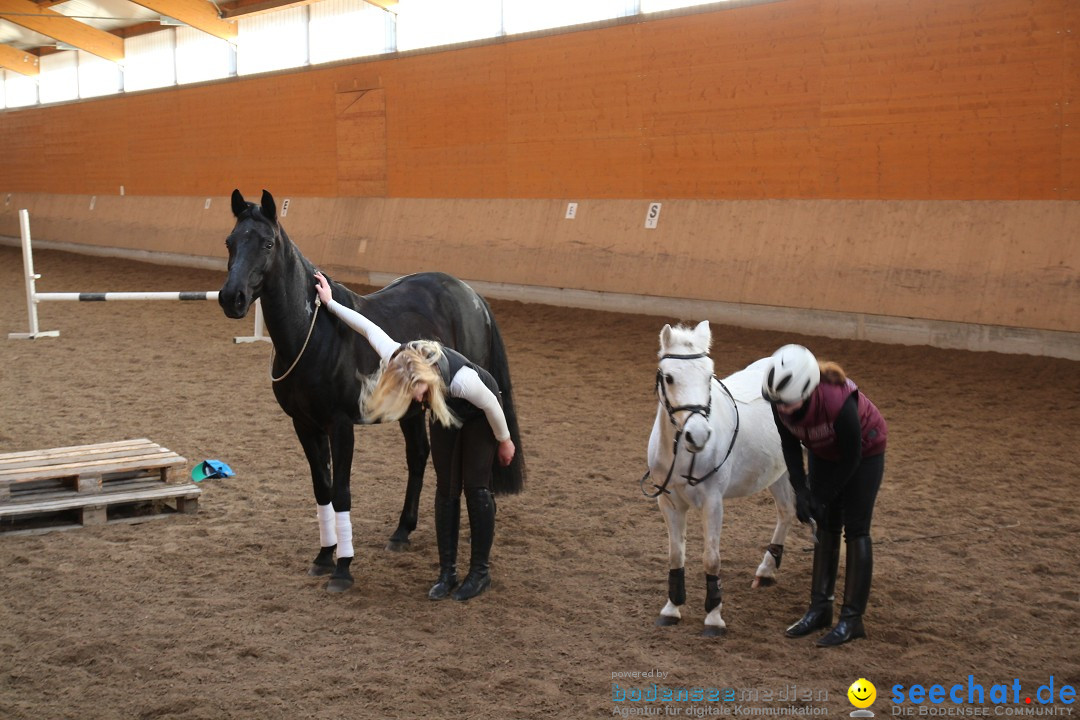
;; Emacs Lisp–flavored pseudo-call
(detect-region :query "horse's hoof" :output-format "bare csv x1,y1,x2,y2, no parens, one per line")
326,577,354,593
752,576,776,588
308,564,334,577
655,615,681,627
385,539,410,552
701,625,727,638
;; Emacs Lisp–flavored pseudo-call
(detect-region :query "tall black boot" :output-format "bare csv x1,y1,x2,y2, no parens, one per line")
817,535,872,647
427,492,460,600
785,530,841,637
451,487,495,602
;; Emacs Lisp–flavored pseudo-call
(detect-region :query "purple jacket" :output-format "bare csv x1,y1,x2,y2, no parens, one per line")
778,379,887,462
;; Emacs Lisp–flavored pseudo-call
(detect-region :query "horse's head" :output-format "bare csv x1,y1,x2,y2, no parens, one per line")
219,188,282,319
657,320,715,453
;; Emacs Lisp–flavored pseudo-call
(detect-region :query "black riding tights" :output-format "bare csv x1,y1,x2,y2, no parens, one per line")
809,452,885,540
429,415,497,496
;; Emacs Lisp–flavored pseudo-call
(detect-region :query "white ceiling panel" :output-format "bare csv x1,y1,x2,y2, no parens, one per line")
52,0,159,31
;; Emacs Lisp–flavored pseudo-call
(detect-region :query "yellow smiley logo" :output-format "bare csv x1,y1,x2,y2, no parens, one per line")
848,678,876,708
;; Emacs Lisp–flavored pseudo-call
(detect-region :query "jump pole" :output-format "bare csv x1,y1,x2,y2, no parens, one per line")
7,208,266,342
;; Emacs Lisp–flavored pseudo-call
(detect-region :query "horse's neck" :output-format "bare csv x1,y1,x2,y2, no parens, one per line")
261,235,316,350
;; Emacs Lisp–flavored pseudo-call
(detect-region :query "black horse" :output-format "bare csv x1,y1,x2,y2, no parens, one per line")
219,189,524,592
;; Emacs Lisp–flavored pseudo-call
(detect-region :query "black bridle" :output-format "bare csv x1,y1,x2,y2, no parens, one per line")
641,352,740,499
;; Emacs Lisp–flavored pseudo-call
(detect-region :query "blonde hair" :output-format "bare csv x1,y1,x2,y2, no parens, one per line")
818,361,848,385
363,340,460,428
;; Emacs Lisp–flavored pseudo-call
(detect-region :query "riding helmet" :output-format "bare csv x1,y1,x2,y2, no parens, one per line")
761,344,820,405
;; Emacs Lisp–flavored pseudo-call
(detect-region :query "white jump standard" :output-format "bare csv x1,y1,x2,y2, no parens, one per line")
8,208,221,340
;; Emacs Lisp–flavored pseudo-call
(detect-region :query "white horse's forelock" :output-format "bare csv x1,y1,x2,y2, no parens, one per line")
659,320,711,358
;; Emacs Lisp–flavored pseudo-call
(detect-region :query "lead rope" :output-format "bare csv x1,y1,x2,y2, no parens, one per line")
269,297,322,383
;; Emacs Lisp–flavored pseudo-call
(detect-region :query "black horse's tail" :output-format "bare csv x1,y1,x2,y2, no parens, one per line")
484,299,526,495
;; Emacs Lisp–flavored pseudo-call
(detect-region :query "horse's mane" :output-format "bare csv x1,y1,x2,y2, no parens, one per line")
660,323,712,358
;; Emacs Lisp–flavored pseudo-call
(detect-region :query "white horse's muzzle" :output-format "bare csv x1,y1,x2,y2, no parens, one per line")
680,415,713,453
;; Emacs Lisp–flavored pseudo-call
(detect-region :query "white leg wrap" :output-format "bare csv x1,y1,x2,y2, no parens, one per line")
318,504,337,548
335,511,354,559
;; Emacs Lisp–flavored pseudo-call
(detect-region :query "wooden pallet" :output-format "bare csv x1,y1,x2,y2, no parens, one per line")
0,439,201,536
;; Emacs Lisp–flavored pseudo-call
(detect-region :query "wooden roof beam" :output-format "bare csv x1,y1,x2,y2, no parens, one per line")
218,0,312,19
0,42,40,75
0,0,123,62
217,0,395,19
127,0,236,40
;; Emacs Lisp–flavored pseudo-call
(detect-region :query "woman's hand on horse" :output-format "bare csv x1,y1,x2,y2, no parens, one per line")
498,439,515,467
313,271,332,305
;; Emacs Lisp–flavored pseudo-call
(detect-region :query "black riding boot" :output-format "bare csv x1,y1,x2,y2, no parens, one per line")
817,536,872,647
785,530,841,637
451,487,495,602
427,492,460,600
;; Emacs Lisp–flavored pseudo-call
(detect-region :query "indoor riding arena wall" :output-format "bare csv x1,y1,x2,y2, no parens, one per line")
1,0,1077,358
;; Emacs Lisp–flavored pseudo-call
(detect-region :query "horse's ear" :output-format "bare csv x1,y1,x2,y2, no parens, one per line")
231,189,246,218
260,190,277,224
659,324,673,353
693,320,712,351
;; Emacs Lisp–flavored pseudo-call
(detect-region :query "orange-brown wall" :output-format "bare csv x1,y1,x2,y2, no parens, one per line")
1,0,1076,200
1,0,1077,350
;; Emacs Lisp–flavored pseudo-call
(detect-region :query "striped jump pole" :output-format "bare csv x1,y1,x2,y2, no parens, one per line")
36,291,219,302
7,208,265,342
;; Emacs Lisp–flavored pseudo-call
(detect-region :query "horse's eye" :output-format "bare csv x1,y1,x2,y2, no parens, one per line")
264,240,274,250
664,374,674,385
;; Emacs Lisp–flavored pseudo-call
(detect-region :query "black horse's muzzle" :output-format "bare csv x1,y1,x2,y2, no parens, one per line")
218,283,253,319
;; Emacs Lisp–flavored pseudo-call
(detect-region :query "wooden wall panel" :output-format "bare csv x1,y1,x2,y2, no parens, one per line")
641,2,824,198
504,25,645,197
507,138,644,198
1062,1,1080,199
818,0,1067,199
646,129,821,198
820,0,1064,126
643,1,822,136
3,194,1077,336
818,116,1058,199
336,89,387,197
1,0,1075,200
222,74,339,196
385,47,509,197
0,194,229,257
505,26,642,142
1,0,1076,344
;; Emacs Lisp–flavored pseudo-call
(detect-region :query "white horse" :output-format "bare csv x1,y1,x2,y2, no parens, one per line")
645,321,798,637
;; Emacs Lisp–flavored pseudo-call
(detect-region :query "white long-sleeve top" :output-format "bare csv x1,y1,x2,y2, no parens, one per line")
326,298,511,442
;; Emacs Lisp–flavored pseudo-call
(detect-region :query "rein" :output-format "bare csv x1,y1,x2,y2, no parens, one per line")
640,351,741,499
269,295,322,383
